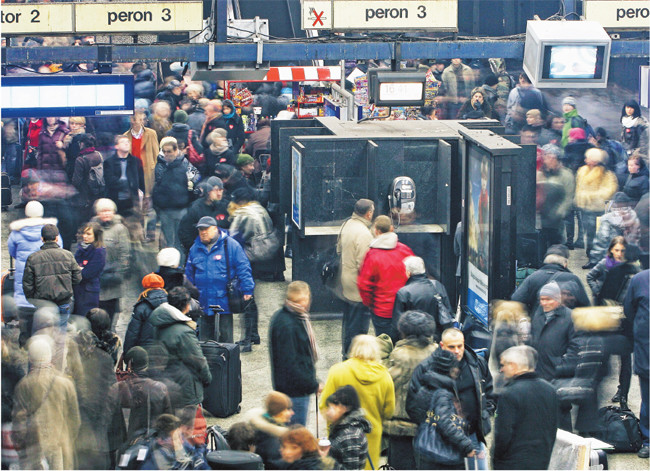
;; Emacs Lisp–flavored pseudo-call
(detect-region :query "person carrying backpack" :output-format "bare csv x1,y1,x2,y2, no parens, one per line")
72,133,105,220
561,97,593,147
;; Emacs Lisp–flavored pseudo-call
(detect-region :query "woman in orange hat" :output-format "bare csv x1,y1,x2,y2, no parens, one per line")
123,272,168,353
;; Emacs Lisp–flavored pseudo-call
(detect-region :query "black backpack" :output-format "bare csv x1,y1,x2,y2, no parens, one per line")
592,405,643,452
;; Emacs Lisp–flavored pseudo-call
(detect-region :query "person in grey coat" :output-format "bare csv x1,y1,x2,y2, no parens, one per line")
91,198,131,326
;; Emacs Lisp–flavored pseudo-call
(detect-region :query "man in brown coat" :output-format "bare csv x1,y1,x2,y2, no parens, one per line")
338,198,374,359
122,110,159,198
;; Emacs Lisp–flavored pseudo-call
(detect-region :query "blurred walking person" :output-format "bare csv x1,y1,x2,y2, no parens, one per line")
7,201,60,344
91,198,131,327
492,346,557,470
12,336,81,470
269,281,320,427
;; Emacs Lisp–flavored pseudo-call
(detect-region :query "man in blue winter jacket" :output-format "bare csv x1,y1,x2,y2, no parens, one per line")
185,216,254,342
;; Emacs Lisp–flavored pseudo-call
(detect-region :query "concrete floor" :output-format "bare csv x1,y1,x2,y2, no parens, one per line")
2,147,648,469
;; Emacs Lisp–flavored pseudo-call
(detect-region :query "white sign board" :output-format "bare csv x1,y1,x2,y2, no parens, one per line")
1,4,74,34
584,1,650,29
302,0,457,31
74,2,204,33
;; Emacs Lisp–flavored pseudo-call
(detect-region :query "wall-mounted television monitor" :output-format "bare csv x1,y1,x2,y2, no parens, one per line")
523,21,611,88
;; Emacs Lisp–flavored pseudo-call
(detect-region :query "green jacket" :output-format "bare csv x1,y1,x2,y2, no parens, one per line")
150,302,212,407
561,108,585,148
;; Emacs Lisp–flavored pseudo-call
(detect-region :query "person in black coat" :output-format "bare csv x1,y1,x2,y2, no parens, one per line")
411,348,477,469
269,282,319,426
204,128,236,176
221,99,246,153
407,328,495,458
178,177,230,254
123,273,168,354
530,281,580,432
493,346,558,470
393,256,454,342
511,244,590,315
624,269,649,457
73,222,107,316
103,135,145,216
622,153,649,205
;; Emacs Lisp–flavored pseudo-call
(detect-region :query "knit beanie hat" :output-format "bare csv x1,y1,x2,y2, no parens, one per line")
265,391,293,416
157,247,181,268
125,346,149,373
539,281,562,303
25,201,44,218
236,153,255,167
562,96,577,108
28,335,52,367
431,348,458,375
142,272,165,289
173,110,189,124
544,244,570,259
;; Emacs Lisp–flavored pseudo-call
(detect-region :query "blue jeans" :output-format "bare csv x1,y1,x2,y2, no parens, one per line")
58,303,71,330
289,395,310,427
640,375,649,446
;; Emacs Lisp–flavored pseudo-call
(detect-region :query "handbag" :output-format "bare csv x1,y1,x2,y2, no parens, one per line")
245,215,282,263
320,218,350,287
224,237,248,313
554,377,593,404
413,398,467,465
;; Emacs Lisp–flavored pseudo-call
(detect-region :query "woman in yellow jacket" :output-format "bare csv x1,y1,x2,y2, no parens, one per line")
574,147,618,267
320,335,395,470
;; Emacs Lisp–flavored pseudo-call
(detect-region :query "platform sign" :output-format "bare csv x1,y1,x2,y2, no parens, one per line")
302,0,457,31
1,4,74,35
75,2,203,33
584,1,650,29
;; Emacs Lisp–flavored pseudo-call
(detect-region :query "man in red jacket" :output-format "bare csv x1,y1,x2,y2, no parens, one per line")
357,215,414,343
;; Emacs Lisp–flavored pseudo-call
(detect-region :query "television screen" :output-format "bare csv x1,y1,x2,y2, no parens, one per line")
542,45,605,80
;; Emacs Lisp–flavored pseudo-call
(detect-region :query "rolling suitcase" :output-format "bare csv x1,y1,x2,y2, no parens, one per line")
200,340,242,418
1,172,12,210
206,450,263,470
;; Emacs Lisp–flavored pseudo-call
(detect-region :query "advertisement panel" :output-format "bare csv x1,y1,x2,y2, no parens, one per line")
466,147,490,324
292,147,302,230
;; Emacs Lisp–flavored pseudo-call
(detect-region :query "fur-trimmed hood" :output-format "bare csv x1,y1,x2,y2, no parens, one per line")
572,306,622,332
245,407,288,437
9,217,58,232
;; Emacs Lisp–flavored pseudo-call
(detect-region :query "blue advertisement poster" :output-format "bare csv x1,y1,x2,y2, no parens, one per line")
291,146,302,229
466,147,490,325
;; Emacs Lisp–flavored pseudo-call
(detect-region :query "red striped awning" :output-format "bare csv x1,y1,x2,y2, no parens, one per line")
263,66,342,82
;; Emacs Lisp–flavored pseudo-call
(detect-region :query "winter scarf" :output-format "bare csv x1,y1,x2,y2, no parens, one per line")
605,255,622,270
284,300,318,364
